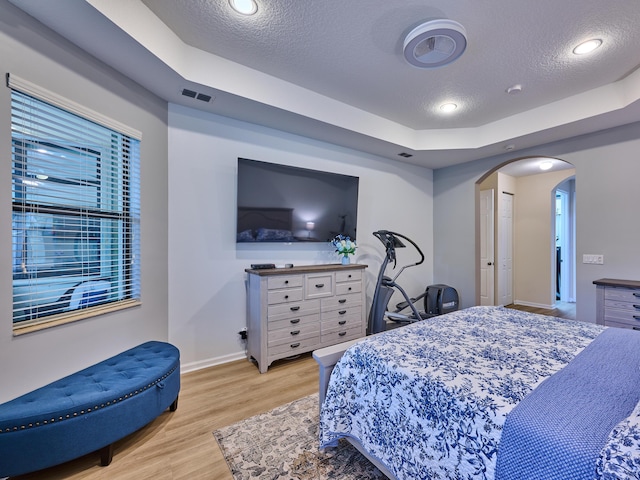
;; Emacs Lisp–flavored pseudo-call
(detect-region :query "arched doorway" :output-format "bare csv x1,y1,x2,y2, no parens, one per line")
475,157,575,311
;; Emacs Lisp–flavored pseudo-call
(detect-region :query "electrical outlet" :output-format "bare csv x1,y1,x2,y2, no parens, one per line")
583,254,604,264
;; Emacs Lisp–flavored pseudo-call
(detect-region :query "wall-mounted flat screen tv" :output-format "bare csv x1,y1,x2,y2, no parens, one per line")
236,158,359,243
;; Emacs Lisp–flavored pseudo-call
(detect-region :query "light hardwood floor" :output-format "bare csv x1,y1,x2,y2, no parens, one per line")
505,301,576,320
13,354,319,480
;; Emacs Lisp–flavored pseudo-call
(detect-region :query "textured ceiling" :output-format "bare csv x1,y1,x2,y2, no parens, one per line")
141,0,640,129
8,0,640,169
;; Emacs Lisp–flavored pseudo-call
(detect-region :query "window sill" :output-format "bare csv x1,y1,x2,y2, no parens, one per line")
12,299,141,336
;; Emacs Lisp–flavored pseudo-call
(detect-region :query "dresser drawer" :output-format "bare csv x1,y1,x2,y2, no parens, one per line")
321,303,362,320
336,281,361,296
336,270,362,283
268,323,321,347
321,292,362,311
604,287,640,303
268,313,320,331
604,307,640,326
268,299,320,321
268,335,320,356
267,287,303,305
267,275,303,290
321,313,362,332
321,325,362,344
604,299,640,312
305,273,334,299
605,318,640,330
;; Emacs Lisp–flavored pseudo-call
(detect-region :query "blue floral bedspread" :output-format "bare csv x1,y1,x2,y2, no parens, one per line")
597,400,640,479
319,306,605,480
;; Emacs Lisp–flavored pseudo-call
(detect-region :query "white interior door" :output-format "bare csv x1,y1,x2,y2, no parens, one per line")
498,192,513,306
480,189,495,306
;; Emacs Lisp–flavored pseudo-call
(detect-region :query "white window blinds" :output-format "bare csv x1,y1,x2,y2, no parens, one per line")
10,80,141,330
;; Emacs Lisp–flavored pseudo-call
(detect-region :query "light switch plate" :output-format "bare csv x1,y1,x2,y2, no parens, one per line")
583,254,604,264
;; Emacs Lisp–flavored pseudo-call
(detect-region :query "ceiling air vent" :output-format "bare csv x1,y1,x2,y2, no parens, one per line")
181,88,213,103
398,152,413,158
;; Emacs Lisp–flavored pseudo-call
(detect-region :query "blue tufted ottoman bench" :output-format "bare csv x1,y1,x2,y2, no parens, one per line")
0,341,180,477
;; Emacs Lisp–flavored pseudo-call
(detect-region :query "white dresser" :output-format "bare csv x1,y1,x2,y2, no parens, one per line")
594,278,640,330
245,263,367,373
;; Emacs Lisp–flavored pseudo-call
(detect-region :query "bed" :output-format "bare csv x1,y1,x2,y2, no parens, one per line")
314,306,640,480
236,206,295,242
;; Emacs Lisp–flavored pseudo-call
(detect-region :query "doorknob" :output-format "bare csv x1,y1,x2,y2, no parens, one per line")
487,262,493,266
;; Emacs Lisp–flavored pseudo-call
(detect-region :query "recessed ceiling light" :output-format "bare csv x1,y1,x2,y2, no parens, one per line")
539,160,553,171
229,0,258,15
403,19,467,68
573,39,602,55
440,103,458,113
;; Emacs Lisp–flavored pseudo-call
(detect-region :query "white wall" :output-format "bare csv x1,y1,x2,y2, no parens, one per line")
168,103,434,371
434,123,640,324
0,1,169,403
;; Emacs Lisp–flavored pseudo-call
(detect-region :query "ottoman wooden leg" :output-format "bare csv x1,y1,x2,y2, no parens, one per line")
99,444,113,466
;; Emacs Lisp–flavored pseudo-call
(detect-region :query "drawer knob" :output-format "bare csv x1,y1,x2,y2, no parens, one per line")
290,343,301,348
348,287,352,291
290,306,300,311
339,310,347,315
338,320,346,325
348,274,352,278
285,280,289,284
290,318,300,324
316,283,324,288
338,299,347,304
290,330,300,335
284,295,289,299
634,315,640,321
338,332,347,337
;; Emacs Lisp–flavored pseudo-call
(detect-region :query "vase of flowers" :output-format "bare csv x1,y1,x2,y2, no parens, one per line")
331,234,356,265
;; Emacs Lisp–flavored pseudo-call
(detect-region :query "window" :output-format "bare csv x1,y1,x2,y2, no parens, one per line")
10,76,141,333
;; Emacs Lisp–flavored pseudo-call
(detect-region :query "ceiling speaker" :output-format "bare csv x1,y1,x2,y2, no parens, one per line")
403,19,467,69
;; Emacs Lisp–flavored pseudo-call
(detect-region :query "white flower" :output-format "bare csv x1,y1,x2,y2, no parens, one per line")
331,235,356,256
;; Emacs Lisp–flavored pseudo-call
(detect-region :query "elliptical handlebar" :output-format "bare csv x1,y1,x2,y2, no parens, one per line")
372,230,425,281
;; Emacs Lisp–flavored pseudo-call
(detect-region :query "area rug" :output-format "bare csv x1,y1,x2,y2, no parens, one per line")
213,393,387,480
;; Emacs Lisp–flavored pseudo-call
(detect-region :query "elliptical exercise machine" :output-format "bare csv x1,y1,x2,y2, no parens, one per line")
367,230,459,334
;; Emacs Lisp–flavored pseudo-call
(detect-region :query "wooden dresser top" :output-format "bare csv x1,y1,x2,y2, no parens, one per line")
593,278,640,288
245,263,367,276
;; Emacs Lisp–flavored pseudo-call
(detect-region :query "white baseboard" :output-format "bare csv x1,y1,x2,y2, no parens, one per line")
513,300,556,310
180,351,248,375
